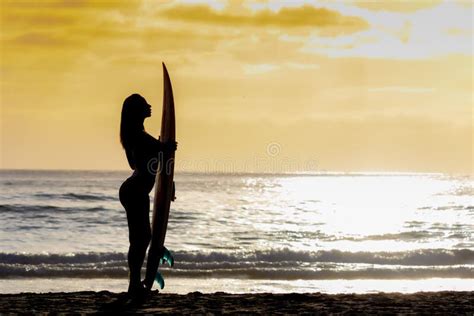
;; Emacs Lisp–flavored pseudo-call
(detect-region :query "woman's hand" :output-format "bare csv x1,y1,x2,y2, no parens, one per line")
163,141,177,152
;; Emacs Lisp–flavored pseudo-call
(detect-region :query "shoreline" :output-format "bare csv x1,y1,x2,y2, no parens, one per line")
1,291,473,314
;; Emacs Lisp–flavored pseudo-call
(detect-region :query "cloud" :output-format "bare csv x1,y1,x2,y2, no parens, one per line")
352,0,442,12
1,0,88,9
286,62,320,70
368,86,436,94
1,13,77,26
159,4,369,34
300,1,473,59
8,32,71,47
243,63,279,75
1,0,140,10
242,62,320,75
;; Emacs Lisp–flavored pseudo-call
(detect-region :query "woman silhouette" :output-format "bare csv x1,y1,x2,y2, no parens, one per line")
119,93,176,296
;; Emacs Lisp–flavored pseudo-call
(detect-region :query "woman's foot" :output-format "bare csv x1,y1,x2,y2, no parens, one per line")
142,278,154,291
128,282,146,296
127,282,151,304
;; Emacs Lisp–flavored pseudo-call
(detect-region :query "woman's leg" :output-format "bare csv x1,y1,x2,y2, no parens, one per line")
120,188,151,293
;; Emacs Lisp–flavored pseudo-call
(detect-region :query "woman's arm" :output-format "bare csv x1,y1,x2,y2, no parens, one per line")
125,148,136,170
144,132,177,153
144,133,164,152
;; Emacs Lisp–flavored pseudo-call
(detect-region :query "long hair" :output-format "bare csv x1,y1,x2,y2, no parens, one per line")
120,94,146,169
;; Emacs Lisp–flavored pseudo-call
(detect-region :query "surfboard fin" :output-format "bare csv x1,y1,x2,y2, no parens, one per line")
160,247,174,267
155,272,165,289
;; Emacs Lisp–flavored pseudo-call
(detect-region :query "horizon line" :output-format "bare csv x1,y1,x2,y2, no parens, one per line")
0,168,465,177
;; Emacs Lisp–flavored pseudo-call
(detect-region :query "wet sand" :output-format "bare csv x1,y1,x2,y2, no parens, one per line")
1,291,473,314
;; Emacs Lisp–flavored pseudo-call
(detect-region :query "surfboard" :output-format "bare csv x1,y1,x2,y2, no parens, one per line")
144,63,176,290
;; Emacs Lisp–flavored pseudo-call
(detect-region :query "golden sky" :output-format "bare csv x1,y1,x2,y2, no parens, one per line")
1,0,472,173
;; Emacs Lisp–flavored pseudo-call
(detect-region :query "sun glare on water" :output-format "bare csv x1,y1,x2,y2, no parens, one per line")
243,174,470,252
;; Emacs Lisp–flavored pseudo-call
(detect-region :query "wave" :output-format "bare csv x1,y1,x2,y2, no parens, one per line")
0,204,108,214
418,205,473,211
437,186,474,197
0,252,125,264
2,249,473,266
1,265,471,280
344,231,446,241
1,249,473,279
34,192,115,201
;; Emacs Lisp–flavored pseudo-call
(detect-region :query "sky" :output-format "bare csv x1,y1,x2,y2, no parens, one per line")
1,0,472,173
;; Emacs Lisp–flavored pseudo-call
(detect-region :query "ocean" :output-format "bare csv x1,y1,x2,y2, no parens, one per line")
0,170,472,294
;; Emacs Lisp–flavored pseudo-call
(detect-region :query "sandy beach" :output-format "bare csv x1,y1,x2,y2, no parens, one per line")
1,291,473,314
